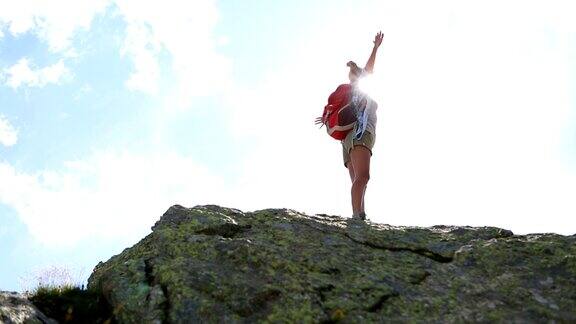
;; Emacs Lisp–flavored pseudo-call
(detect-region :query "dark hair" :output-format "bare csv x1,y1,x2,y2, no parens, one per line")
347,61,362,75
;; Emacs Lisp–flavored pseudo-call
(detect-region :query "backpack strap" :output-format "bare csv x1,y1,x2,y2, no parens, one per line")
355,107,368,139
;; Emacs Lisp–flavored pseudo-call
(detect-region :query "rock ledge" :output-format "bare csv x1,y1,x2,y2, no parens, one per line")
88,205,576,323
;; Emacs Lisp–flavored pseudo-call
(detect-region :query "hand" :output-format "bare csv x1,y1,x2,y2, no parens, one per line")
373,31,384,48
315,116,325,126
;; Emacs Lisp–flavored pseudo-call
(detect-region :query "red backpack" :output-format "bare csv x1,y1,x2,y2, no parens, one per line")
320,84,357,140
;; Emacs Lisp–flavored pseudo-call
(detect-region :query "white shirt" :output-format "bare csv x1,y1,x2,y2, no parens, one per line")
350,84,378,138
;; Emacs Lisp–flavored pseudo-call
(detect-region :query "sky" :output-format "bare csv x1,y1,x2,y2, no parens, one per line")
1,0,575,291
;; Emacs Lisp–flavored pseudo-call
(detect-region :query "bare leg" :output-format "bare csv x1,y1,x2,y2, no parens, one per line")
349,145,371,215
346,161,355,184
361,184,367,212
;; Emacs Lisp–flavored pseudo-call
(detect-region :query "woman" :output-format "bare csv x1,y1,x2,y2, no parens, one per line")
338,31,384,220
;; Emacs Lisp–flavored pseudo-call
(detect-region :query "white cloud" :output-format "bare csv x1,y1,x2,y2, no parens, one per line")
3,58,71,89
120,22,161,94
113,0,232,104
0,0,231,101
73,84,94,101
0,150,229,246
0,0,110,54
0,115,18,147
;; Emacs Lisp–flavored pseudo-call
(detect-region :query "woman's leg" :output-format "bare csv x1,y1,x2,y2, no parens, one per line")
346,161,355,184
361,182,367,212
349,145,371,215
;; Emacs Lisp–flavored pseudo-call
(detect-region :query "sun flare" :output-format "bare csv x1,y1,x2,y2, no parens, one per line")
357,74,383,101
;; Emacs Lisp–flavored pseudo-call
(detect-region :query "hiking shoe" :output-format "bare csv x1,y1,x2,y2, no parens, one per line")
352,212,367,221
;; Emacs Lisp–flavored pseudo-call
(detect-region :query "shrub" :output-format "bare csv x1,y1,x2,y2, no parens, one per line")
29,285,114,324
21,265,114,323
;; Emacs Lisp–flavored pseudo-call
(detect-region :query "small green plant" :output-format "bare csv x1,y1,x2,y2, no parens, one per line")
29,285,114,324
19,265,84,294
20,265,114,323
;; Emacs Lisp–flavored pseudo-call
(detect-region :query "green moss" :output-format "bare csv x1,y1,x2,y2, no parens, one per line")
265,297,321,323
86,205,576,323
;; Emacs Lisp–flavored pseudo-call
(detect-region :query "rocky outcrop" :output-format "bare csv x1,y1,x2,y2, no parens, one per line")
88,205,576,323
0,291,57,324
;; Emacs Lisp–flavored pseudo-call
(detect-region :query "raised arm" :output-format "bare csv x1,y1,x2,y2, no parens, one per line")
364,31,384,73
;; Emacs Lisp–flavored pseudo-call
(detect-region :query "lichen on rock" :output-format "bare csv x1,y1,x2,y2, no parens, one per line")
0,291,57,324
87,205,576,323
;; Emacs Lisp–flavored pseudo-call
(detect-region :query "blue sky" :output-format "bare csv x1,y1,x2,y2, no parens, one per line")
1,0,575,291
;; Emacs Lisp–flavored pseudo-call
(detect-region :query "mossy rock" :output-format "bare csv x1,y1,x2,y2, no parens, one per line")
0,291,57,324
88,205,576,323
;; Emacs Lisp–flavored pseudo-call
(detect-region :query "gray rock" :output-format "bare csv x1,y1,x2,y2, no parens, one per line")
88,205,576,323
0,291,57,324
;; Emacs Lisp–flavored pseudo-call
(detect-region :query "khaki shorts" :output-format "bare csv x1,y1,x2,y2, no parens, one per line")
342,130,375,168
